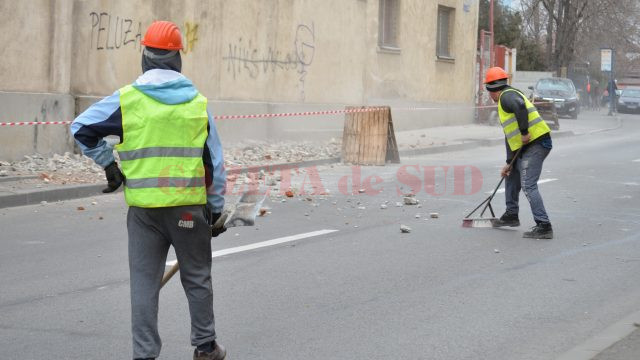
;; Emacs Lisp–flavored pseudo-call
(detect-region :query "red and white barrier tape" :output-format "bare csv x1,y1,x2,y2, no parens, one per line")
0,107,388,126
3,102,569,127
0,120,73,126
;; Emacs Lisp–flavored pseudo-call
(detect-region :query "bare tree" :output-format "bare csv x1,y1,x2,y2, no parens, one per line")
517,0,640,74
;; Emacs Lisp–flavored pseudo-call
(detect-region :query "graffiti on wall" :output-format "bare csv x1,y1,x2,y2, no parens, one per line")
89,12,142,51
223,23,316,101
182,22,199,54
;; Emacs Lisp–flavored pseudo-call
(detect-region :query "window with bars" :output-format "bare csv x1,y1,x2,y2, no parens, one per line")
436,5,454,59
379,0,400,50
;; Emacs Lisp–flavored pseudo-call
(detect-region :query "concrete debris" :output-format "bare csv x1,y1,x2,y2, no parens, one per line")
357,206,366,210
0,152,104,184
400,224,411,233
494,249,500,253
380,204,388,209
395,202,403,207
266,177,278,186
91,201,98,205
223,140,340,167
358,188,366,193
415,214,421,218
403,196,419,205
429,213,439,218
40,201,47,205
2,139,339,186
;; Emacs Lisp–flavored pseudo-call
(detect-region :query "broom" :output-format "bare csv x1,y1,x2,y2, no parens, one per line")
462,148,521,228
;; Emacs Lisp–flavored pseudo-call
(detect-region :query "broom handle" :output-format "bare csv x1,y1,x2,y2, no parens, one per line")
161,262,180,288
478,148,522,217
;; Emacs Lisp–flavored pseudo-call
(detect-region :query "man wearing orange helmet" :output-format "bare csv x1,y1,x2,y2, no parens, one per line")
71,21,227,359
484,67,554,239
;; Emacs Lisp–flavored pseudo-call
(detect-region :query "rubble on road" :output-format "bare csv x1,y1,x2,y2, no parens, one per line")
403,195,419,205
0,152,104,185
400,224,412,233
0,139,342,186
223,139,341,167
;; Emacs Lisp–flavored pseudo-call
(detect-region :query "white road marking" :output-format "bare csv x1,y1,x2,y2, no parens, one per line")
487,178,558,194
166,229,339,266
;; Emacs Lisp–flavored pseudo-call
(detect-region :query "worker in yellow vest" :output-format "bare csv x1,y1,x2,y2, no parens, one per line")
71,21,227,360
484,67,554,239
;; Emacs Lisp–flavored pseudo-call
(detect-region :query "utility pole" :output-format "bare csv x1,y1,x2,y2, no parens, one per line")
489,0,494,67
608,50,616,116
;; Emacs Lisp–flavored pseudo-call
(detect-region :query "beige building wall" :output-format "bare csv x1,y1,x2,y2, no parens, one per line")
0,0,479,160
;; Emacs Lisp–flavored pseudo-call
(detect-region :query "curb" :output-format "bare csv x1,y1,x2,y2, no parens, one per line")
555,309,640,360
0,184,104,209
0,129,577,209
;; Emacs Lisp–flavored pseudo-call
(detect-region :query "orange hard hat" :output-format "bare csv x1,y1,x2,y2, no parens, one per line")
142,21,183,50
484,67,509,84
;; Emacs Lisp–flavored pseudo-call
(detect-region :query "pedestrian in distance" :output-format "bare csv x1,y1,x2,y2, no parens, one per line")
607,78,618,115
71,21,227,360
590,79,600,111
483,67,554,239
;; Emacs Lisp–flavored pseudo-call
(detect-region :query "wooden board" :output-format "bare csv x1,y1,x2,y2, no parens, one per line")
341,106,399,165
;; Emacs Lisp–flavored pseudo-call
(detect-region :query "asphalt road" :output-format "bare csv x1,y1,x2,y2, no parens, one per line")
1,111,639,360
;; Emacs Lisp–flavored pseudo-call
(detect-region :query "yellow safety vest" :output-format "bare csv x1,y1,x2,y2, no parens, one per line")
115,85,208,208
498,89,551,151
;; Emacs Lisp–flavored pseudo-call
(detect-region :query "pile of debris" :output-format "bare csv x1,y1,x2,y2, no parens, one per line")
223,139,341,167
0,153,104,184
0,138,343,185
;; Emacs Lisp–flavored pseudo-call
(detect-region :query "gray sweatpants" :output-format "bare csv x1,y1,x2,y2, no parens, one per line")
127,205,216,359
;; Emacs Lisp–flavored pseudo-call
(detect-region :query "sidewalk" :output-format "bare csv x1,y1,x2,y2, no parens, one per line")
591,327,640,360
0,110,620,209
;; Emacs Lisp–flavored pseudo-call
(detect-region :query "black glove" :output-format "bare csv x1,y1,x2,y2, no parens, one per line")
205,204,227,237
102,162,125,193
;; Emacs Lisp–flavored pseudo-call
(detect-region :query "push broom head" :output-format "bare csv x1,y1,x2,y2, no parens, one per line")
462,217,497,228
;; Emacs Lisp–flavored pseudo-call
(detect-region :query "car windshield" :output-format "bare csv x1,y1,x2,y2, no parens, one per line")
622,89,640,97
536,79,575,92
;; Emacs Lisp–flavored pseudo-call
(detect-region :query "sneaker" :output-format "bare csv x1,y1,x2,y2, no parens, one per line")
523,223,553,239
492,213,520,227
193,341,226,360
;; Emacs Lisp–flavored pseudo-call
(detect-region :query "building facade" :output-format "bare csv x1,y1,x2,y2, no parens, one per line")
0,0,479,160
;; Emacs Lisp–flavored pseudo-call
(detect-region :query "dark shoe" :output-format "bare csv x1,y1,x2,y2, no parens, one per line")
194,341,226,360
492,213,520,227
523,223,553,239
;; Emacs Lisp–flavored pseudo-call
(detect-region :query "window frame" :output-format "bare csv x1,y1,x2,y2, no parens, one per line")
436,5,455,61
378,0,401,53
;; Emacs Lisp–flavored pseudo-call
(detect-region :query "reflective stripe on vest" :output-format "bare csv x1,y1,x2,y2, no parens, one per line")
498,89,551,151
118,147,203,161
115,85,209,208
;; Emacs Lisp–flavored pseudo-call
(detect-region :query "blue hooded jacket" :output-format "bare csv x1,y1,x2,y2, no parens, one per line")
71,69,226,212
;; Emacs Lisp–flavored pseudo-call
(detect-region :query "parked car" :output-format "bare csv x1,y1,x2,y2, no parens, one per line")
617,87,640,113
529,77,580,119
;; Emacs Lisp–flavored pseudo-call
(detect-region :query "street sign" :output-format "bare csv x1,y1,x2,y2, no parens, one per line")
601,48,613,72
